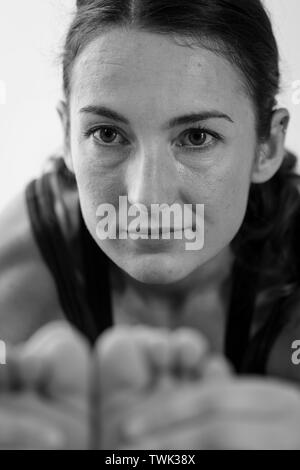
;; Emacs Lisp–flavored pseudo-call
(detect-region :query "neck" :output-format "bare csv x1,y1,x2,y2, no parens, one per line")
110,246,235,308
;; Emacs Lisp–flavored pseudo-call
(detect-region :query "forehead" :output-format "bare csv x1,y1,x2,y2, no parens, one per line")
70,28,251,118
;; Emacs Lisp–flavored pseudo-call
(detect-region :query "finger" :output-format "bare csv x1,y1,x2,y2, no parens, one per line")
201,355,233,381
93,326,167,397
169,328,209,379
18,321,90,400
199,419,299,450
0,390,89,450
132,326,174,376
93,325,177,445
124,415,299,450
0,409,65,449
123,417,210,450
93,326,167,449
123,378,299,439
94,325,207,396
123,381,206,439
94,325,208,397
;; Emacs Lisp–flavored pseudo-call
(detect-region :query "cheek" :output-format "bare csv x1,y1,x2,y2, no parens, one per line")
73,164,129,246
184,155,252,242
71,139,125,205
72,148,123,205
207,162,252,237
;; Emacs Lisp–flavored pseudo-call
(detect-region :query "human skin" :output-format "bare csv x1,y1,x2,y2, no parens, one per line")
2,322,299,450
63,28,286,289
92,325,232,449
0,27,293,450
57,28,300,450
0,323,90,449
0,322,218,449
93,326,300,450
123,378,300,450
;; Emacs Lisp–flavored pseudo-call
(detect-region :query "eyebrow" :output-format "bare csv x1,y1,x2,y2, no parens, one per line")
80,106,129,124
79,105,234,128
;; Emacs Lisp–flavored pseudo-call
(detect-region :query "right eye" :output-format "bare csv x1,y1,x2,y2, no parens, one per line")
86,126,128,146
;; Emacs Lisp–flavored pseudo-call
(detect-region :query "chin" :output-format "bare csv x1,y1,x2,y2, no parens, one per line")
112,250,202,285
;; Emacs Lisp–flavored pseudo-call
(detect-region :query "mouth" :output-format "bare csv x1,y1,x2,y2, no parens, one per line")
125,226,195,236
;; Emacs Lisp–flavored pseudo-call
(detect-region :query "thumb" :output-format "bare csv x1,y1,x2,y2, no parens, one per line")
92,326,176,450
92,326,154,398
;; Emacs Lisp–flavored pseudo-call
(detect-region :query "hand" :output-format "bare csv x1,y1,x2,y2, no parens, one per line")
123,377,300,450
92,325,231,449
0,322,90,449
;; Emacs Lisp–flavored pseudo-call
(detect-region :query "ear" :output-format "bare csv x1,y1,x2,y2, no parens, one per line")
56,100,74,173
251,108,290,184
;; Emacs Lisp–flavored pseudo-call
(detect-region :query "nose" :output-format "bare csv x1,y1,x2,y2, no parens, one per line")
126,143,179,209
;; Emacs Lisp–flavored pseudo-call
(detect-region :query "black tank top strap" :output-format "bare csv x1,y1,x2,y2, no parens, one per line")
79,209,113,335
238,302,285,375
226,239,300,375
224,255,262,373
25,155,112,344
240,289,300,375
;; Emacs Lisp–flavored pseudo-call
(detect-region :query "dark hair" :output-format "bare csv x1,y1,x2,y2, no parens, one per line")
63,0,280,141
62,0,300,365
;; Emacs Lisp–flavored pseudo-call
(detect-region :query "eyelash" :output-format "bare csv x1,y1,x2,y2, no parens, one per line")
83,124,222,152
83,126,129,150
176,125,222,152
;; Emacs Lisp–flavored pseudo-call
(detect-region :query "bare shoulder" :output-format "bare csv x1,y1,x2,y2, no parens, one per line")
0,188,64,344
266,294,300,384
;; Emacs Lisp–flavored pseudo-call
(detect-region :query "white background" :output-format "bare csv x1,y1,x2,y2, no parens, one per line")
0,0,299,211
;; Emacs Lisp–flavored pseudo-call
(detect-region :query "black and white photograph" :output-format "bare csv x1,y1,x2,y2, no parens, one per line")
0,0,300,452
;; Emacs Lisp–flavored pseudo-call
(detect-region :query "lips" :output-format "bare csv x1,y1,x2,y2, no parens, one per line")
126,226,193,236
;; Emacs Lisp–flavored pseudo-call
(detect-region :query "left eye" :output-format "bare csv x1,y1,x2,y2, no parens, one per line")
178,129,215,148
91,127,126,145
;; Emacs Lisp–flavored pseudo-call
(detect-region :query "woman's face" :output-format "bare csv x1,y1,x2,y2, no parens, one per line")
68,28,258,284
